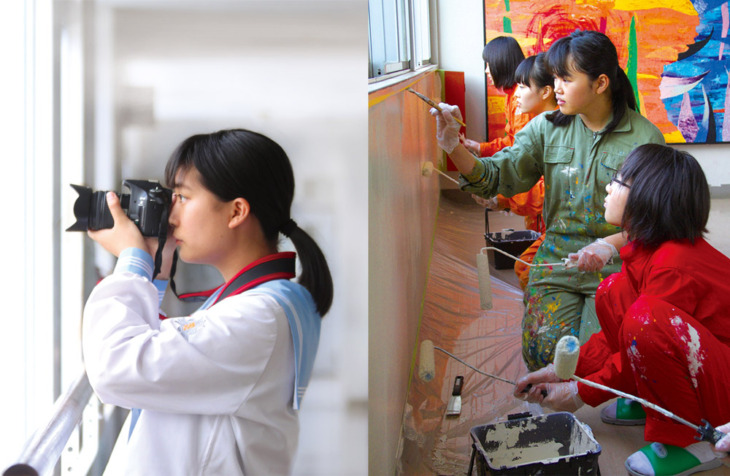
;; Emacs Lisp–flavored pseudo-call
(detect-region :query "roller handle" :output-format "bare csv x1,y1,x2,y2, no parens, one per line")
521,383,548,398
696,420,726,445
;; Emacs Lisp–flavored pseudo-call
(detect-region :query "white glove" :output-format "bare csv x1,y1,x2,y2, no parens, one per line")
541,381,584,412
462,136,481,156
568,238,618,272
513,363,559,399
714,422,730,452
514,364,584,412
472,194,500,210
430,103,462,154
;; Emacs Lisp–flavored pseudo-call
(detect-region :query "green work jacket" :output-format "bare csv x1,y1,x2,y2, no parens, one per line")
462,109,665,292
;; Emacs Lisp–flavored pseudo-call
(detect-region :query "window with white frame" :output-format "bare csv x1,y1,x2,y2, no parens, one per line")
368,0,432,81
0,0,90,470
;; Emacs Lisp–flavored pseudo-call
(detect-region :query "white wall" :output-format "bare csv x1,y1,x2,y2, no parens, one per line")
96,0,368,400
434,0,487,144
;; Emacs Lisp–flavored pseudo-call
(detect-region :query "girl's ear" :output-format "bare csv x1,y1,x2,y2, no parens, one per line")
594,74,610,95
541,85,553,101
228,197,251,229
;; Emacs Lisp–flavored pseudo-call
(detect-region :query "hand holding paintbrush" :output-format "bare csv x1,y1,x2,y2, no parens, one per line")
407,88,481,158
407,88,466,127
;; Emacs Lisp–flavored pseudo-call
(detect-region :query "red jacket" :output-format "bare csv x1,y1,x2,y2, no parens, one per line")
577,238,730,405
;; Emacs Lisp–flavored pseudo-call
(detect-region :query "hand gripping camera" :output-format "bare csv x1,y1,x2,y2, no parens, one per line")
66,180,172,237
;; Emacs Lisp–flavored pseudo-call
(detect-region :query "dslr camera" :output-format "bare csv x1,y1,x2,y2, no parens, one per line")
66,179,173,237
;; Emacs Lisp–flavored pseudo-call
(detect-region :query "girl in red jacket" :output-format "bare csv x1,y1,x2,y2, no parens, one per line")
514,143,730,476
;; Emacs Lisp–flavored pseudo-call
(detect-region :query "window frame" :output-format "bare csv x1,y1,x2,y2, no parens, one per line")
368,0,435,88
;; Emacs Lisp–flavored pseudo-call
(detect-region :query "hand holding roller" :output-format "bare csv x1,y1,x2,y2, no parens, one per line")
549,335,727,445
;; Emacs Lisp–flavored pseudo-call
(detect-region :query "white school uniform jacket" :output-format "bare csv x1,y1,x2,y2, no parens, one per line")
82,249,321,476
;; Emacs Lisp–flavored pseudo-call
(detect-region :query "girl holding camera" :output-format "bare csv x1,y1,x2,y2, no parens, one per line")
82,129,332,475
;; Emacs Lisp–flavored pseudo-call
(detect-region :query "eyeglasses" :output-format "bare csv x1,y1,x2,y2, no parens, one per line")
610,175,630,189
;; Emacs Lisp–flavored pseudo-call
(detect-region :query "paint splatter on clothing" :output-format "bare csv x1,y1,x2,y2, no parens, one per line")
574,238,730,447
670,316,705,389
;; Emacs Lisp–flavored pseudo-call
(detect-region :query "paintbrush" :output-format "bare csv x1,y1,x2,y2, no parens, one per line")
407,87,467,128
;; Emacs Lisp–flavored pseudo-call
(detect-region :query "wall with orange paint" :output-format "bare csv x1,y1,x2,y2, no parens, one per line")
368,70,443,476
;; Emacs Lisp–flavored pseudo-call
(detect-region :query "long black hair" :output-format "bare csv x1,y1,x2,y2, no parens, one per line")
165,128,333,316
619,144,709,248
545,30,636,134
482,36,525,89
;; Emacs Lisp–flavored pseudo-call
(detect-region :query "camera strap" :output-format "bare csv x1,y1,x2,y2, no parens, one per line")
152,201,171,280
169,252,296,305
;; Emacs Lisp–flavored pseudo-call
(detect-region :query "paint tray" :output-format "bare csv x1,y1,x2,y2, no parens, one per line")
469,412,601,475
484,209,541,270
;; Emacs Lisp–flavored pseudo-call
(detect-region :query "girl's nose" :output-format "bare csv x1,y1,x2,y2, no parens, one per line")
168,200,179,226
553,78,562,93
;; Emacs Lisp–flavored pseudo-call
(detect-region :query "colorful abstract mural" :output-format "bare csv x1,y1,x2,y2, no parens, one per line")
484,0,730,144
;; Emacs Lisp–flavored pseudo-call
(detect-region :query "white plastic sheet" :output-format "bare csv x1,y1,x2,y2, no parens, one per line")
399,195,530,475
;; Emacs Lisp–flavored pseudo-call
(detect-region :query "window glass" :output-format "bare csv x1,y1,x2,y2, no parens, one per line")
368,0,431,81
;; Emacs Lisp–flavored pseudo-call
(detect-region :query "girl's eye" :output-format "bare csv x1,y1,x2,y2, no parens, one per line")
174,193,187,203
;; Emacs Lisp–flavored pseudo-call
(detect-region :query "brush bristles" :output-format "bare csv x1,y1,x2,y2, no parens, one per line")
554,335,580,380
419,340,436,382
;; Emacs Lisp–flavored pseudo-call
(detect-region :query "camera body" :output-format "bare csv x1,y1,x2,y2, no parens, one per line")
67,179,173,237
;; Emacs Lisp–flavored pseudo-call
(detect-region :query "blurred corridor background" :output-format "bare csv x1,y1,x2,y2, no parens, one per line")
1,0,367,474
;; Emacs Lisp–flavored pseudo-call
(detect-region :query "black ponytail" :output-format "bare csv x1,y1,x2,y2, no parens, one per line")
545,30,637,134
165,129,334,316
280,223,333,316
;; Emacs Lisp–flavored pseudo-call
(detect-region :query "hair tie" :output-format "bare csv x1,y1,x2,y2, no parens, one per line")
280,218,298,237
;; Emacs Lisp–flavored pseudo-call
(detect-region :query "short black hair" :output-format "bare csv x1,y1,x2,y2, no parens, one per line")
515,53,553,90
482,36,525,89
619,143,709,248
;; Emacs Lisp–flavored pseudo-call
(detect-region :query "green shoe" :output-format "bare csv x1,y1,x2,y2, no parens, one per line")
625,442,722,476
601,398,646,425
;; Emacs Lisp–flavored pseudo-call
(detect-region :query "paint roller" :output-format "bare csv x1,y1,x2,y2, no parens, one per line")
477,247,573,310
418,339,544,395
552,335,727,444
419,340,516,385
421,161,460,185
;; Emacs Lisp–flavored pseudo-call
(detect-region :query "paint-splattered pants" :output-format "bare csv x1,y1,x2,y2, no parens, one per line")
521,234,615,370
578,273,730,447
522,281,600,371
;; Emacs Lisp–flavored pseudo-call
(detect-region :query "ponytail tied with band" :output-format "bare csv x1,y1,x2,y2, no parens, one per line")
280,218,298,237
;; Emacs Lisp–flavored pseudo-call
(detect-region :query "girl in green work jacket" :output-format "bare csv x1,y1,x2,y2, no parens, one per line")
431,30,665,374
